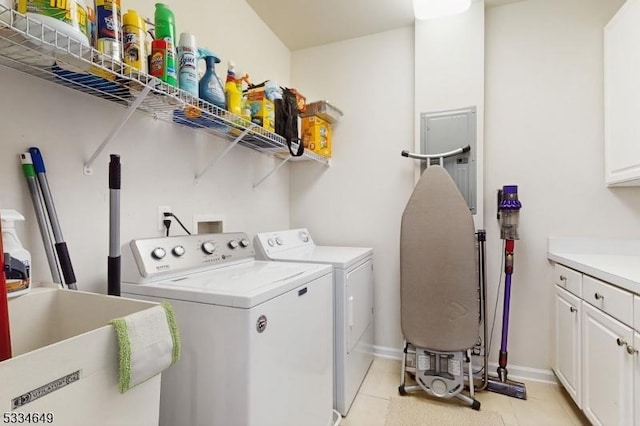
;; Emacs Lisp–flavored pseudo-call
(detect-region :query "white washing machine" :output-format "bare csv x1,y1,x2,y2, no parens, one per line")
121,232,334,426
254,228,374,416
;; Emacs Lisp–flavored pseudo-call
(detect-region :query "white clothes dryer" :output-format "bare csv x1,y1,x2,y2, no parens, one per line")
121,232,334,426
254,228,374,416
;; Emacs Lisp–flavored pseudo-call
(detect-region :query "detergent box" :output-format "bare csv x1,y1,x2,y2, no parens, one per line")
246,87,275,132
302,115,332,158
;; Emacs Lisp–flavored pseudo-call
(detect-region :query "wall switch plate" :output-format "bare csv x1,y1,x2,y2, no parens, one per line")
158,205,172,231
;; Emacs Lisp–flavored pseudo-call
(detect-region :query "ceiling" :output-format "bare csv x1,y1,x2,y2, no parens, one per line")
246,0,524,51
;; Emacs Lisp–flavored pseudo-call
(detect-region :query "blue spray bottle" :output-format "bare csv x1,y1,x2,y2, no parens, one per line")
198,48,226,111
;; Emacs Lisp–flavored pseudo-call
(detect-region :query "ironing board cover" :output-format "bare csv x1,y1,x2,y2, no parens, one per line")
400,165,478,351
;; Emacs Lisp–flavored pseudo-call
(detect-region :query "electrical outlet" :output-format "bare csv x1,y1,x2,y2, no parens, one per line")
158,206,172,231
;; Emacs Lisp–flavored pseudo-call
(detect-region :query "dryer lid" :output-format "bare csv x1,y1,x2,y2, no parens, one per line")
264,246,372,269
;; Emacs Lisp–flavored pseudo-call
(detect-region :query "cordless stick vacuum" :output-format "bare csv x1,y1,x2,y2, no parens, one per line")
487,185,527,400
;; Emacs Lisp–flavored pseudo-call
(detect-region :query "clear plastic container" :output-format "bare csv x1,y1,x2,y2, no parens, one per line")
300,100,343,123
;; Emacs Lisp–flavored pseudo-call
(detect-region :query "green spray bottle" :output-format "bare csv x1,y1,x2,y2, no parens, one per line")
154,3,177,86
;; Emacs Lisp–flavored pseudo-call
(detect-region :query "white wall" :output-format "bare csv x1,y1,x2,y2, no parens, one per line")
485,0,638,373
291,0,640,377
415,0,485,228
0,0,291,294
290,28,415,352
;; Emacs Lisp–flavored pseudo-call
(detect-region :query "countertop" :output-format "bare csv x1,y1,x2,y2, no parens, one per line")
548,237,640,295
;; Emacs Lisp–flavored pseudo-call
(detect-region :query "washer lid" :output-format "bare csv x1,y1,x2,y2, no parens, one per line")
265,246,372,269
121,260,331,308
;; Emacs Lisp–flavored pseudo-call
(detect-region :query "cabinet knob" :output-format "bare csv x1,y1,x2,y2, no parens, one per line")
627,345,639,355
569,306,577,313
594,292,604,300
559,275,566,281
616,337,627,347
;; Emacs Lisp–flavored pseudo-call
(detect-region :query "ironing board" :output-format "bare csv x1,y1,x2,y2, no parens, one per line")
399,164,481,409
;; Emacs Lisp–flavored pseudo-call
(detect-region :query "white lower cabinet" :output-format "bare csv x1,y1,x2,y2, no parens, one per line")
554,286,581,407
553,263,639,425
581,301,634,426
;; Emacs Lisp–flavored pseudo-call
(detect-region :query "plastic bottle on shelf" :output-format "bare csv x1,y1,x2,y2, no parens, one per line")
198,49,226,110
154,3,177,87
95,0,122,61
177,32,198,97
1,210,31,298
149,39,168,80
122,9,147,73
225,61,242,116
16,0,90,48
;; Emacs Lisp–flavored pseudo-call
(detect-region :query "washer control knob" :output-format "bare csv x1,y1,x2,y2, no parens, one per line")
228,240,239,249
172,245,186,257
276,237,284,245
267,238,275,247
151,247,166,260
201,241,216,255
299,231,309,242
239,239,250,248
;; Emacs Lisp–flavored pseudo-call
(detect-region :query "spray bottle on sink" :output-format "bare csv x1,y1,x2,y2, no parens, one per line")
1,210,31,297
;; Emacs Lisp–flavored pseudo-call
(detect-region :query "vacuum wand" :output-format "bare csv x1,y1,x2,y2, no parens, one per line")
498,239,515,381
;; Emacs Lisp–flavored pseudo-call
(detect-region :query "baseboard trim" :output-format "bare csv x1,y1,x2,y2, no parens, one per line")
373,345,558,384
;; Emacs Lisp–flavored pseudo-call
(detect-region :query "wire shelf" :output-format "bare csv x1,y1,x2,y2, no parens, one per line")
0,5,330,167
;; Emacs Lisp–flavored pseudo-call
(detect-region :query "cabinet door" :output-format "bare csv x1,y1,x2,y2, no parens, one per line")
635,332,640,426
582,302,634,426
554,286,581,407
604,0,640,185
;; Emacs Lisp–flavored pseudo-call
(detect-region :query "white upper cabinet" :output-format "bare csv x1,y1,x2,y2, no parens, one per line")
604,0,640,186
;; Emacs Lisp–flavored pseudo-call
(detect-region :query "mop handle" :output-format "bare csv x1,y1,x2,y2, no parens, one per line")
401,145,471,162
29,148,77,290
20,153,62,284
108,155,121,297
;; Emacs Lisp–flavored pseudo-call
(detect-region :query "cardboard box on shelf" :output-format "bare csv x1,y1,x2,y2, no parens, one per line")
246,87,275,132
302,115,332,158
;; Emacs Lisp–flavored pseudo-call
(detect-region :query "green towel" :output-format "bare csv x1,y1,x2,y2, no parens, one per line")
110,302,180,393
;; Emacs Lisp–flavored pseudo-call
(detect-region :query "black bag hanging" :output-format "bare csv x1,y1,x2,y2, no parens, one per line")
275,87,304,157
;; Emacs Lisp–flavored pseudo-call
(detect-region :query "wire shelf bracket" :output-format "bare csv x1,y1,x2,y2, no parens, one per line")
194,123,257,183
253,155,292,189
83,84,152,175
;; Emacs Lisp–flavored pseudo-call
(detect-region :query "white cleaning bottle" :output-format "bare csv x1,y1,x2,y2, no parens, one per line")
1,210,31,297
177,32,199,97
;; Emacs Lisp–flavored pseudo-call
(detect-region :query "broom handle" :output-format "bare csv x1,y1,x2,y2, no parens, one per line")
29,148,77,290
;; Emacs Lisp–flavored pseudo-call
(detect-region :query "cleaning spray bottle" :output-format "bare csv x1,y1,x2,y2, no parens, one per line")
225,61,242,116
177,32,198,97
154,3,177,87
0,210,31,297
198,48,226,110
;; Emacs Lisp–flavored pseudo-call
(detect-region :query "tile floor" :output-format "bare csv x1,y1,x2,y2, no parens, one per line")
340,357,589,426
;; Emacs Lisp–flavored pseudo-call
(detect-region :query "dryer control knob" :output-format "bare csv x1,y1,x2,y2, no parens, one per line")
201,241,216,254
172,245,186,257
151,247,166,260
239,239,250,248
228,240,239,249
267,238,275,247
276,237,284,245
